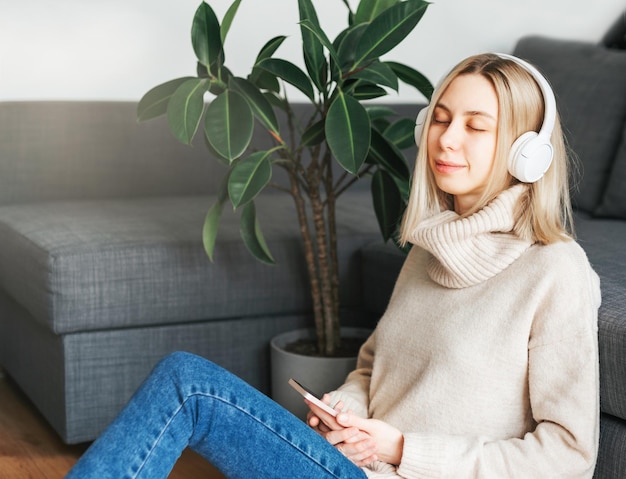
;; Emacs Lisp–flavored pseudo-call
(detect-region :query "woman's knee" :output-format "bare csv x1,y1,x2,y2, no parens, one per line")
154,351,199,373
153,351,234,390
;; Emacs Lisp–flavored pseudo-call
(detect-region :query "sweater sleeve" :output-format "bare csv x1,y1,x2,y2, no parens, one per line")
396,250,601,479
330,330,377,418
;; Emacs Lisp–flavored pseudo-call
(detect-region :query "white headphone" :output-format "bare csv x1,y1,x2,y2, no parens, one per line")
414,53,556,183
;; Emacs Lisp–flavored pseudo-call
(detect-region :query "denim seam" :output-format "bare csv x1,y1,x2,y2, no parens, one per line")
134,391,345,479
132,396,188,479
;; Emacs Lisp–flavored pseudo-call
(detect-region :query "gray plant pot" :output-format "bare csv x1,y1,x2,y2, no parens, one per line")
270,327,371,420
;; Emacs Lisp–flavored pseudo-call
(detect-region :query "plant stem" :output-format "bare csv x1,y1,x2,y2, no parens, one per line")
323,148,340,353
309,173,335,356
284,107,326,354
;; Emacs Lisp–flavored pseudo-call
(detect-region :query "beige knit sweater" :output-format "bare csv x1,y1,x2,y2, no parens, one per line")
333,185,601,478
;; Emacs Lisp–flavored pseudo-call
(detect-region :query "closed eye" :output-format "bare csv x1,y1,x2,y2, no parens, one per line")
468,125,486,132
432,117,450,125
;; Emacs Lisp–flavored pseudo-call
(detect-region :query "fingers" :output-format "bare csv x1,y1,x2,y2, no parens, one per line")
336,411,366,429
306,397,345,431
330,398,345,413
307,403,379,467
325,426,361,446
335,434,378,467
335,414,405,465
307,413,319,428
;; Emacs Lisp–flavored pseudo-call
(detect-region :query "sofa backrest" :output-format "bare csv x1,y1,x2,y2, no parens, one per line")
0,101,219,205
513,36,626,216
0,101,419,207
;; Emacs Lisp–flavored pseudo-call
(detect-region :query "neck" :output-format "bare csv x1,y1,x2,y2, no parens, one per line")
453,196,475,215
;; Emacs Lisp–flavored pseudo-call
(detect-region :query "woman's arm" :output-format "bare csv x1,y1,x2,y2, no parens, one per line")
329,329,377,418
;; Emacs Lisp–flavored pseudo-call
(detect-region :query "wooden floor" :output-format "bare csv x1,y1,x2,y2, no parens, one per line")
0,371,225,479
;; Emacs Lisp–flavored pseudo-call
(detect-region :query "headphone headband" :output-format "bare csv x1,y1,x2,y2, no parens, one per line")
495,53,556,144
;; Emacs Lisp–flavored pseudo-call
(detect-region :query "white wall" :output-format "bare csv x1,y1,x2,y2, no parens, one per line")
0,0,623,103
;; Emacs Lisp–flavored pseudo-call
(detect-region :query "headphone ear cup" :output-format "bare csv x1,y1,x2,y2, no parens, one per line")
414,107,428,145
508,131,554,183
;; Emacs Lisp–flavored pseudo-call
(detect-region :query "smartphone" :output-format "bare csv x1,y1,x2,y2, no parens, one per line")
288,378,338,417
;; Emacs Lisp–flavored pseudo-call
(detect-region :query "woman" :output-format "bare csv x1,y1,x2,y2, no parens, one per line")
66,53,600,478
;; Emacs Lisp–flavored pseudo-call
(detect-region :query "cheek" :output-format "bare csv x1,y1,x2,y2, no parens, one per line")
426,130,440,161
470,137,497,168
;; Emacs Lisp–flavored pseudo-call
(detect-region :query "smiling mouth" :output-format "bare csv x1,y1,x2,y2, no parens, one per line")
434,160,465,173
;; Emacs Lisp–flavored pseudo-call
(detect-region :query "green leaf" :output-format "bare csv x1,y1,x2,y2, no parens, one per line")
220,0,242,43
354,0,399,24
191,2,224,68
353,84,387,100
257,58,315,101
203,133,229,166
384,118,417,149
350,61,399,91
166,78,209,144
386,61,434,99
249,69,281,93
208,65,233,95
353,0,429,67
298,0,327,92
299,19,340,79
365,105,396,120
372,117,390,132
255,35,288,62
204,90,254,161
264,92,288,111
137,77,195,122
336,23,367,72
325,91,371,175
203,174,230,262
229,77,280,136
368,128,410,182
371,169,403,242
240,202,275,264
197,62,210,78
301,119,326,146
228,151,273,208
203,201,223,262
249,35,287,86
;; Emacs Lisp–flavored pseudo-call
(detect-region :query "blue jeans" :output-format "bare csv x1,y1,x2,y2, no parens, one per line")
66,352,367,479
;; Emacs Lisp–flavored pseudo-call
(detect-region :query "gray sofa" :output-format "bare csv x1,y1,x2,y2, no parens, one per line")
362,36,626,478
0,101,405,444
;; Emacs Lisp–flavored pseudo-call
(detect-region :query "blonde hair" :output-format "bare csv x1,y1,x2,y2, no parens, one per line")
399,53,574,246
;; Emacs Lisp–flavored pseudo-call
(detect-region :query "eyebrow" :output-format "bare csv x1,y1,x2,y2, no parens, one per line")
434,103,497,122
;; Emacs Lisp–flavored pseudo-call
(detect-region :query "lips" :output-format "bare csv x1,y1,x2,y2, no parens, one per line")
433,159,465,174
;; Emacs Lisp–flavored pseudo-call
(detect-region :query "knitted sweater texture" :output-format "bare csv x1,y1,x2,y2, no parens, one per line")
333,185,601,478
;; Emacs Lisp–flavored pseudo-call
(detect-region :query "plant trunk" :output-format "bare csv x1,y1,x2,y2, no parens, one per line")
310,187,336,356
286,149,340,357
323,148,340,354
287,170,325,352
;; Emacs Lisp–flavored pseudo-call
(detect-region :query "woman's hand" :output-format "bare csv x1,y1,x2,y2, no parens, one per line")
335,412,404,466
306,394,344,432
305,395,381,467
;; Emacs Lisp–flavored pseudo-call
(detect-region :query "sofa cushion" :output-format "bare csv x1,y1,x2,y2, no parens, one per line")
513,36,626,213
0,193,379,334
595,122,626,219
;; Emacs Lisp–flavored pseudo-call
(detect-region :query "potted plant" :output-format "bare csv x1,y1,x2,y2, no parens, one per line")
137,0,432,408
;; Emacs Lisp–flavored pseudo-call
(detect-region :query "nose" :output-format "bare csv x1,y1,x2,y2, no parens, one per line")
437,121,462,150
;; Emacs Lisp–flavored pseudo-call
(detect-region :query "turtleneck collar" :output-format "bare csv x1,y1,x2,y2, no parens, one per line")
409,184,532,288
